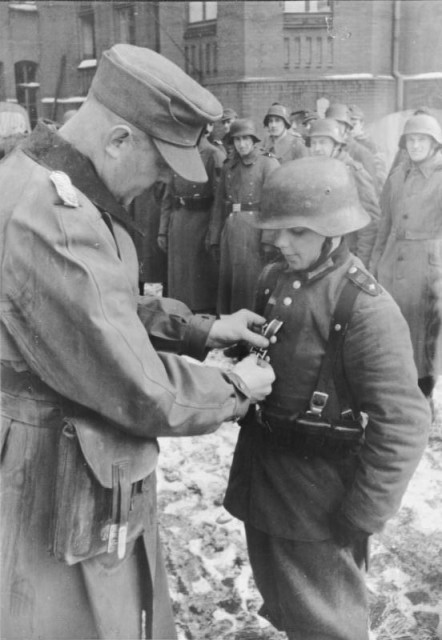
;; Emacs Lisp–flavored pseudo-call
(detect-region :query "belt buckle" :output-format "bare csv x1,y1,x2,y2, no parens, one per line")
308,391,329,415
232,203,241,213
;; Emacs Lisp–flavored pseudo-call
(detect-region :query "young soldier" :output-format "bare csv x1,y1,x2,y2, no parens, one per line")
224,156,430,640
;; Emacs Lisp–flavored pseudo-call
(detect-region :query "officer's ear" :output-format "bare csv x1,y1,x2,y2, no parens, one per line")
105,125,133,159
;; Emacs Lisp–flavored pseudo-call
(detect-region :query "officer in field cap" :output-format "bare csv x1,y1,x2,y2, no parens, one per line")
0,44,275,639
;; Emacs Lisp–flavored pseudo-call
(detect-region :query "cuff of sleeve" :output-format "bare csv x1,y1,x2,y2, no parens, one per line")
223,371,252,420
182,314,216,361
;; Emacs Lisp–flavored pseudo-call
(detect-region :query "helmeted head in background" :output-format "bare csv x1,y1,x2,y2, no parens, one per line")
263,103,292,140
229,118,261,158
88,44,222,182
306,118,346,157
221,107,238,134
399,114,442,164
325,103,353,140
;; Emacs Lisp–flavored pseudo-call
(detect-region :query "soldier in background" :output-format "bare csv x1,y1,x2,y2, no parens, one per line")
158,131,225,313
209,118,279,314
262,103,307,164
221,107,238,158
348,104,387,189
325,103,382,196
370,113,442,413
307,118,381,267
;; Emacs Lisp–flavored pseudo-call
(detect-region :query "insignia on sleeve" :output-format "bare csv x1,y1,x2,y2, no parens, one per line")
49,171,79,208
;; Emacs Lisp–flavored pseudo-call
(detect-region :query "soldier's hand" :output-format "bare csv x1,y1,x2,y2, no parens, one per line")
206,309,269,350
232,354,275,403
157,235,168,252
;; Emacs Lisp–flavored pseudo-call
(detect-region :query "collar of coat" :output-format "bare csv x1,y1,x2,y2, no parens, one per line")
229,146,261,168
280,238,350,284
22,120,144,235
406,150,442,179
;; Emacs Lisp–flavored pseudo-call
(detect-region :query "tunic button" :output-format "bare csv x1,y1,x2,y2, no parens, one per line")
348,266,357,274
334,323,342,331
292,280,301,289
264,288,270,295
283,297,292,306
369,283,376,291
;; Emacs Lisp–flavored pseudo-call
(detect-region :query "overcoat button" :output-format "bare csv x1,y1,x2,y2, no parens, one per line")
292,280,301,289
283,297,292,306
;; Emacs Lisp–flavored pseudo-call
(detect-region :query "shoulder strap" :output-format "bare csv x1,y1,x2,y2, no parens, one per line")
311,278,360,417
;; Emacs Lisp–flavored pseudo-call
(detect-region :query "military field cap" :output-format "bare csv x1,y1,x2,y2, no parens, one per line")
229,118,261,143
90,44,222,182
306,118,346,146
221,108,238,122
325,103,353,129
399,114,442,148
348,104,365,121
263,104,291,128
249,157,369,236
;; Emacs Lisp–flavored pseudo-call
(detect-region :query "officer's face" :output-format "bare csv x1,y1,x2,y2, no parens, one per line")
262,227,326,271
309,136,336,157
267,116,286,138
233,135,255,157
351,118,364,137
405,134,435,163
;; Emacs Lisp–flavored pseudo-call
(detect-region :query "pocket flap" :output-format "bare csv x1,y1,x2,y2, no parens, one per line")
68,414,159,488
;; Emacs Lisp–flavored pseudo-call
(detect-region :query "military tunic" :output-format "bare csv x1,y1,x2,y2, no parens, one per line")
0,123,251,639
209,147,279,314
224,243,429,639
370,151,442,379
262,129,307,164
159,137,225,312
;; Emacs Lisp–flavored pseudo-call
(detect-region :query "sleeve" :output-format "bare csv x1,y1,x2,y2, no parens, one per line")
158,180,174,236
351,164,381,266
208,164,227,246
368,174,395,272
339,290,430,533
2,176,251,438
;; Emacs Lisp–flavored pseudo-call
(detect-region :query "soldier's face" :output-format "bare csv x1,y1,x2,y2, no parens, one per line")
223,118,235,133
405,134,435,163
267,116,286,138
262,227,326,271
309,136,336,157
233,135,255,157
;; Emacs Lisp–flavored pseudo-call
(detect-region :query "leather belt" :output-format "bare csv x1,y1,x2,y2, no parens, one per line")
174,195,213,210
226,202,260,214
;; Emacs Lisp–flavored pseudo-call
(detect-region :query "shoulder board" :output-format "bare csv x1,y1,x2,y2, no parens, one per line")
49,171,79,208
345,264,381,296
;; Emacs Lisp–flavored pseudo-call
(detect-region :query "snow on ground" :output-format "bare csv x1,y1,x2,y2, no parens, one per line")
158,368,442,640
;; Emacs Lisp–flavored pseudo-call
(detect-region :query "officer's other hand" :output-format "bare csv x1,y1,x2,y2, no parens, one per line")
232,354,275,403
157,235,168,252
206,309,269,350
329,510,369,548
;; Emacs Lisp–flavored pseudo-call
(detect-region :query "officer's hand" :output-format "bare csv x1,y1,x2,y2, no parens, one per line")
157,235,168,252
329,511,369,548
232,354,275,404
206,309,269,350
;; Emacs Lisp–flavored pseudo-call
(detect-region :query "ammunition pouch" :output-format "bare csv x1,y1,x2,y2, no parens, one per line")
50,413,158,565
249,406,364,459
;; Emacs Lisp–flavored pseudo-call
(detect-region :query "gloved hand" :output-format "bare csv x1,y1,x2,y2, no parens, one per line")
329,510,370,548
157,235,168,252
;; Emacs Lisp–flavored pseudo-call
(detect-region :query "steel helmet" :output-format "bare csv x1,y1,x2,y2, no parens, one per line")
221,107,238,122
306,118,346,147
250,157,369,236
263,104,291,128
399,114,442,148
325,103,353,129
229,118,261,143
348,104,365,121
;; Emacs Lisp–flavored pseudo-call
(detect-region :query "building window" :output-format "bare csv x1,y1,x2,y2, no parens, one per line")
14,60,38,127
206,43,211,74
188,1,217,23
80,10,96,59
284,1,331,12
115,3,136,44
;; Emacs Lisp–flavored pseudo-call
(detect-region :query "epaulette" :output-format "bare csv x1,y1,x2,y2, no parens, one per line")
345,264,381,296
49,170,79,208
